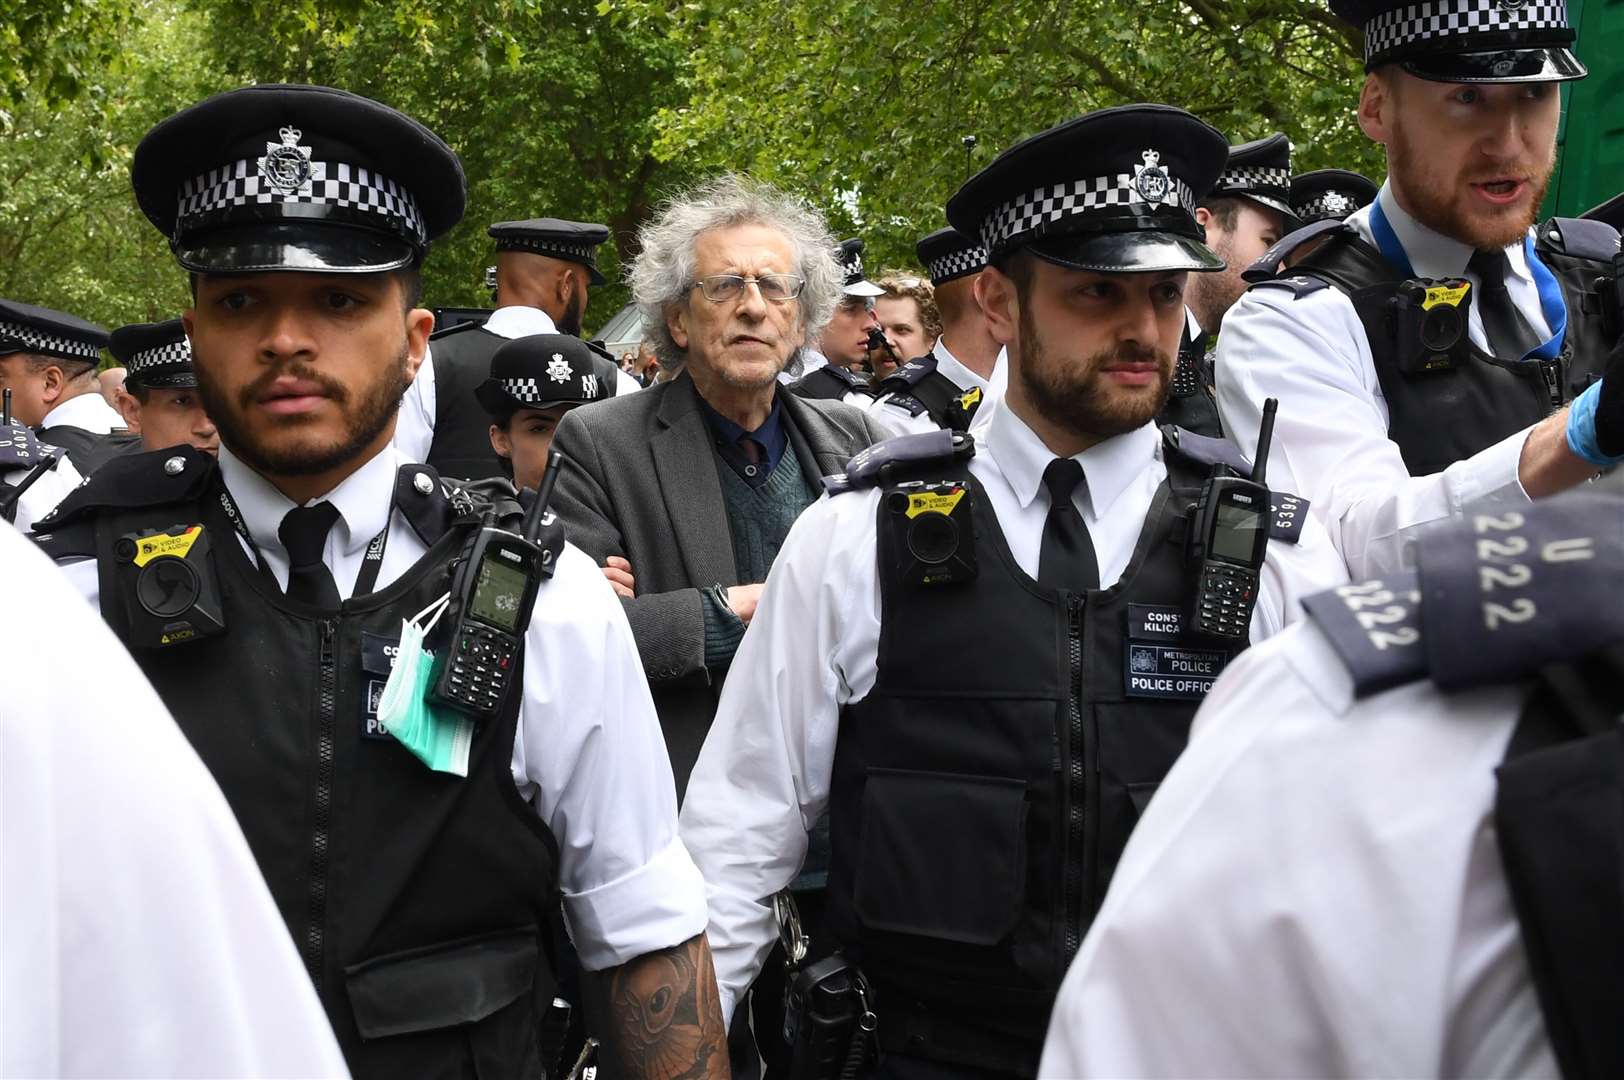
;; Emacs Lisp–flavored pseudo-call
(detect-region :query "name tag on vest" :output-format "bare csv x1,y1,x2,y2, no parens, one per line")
360,631,401,741
1123,605,1231,701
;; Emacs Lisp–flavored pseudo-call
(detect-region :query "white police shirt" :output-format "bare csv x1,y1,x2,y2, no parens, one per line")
2,526,351,1078
4,453,83,533
865,338,1008,439
58,442,707,972
39,390,127,435
1040,616,1554,1079
1217,182,1552,580
678,398,1350,1021
394,304,640,463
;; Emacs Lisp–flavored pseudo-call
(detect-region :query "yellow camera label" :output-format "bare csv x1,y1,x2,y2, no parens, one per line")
958,386,983,412
133,525,202,567
905,489,965,518
1422,282,1470,310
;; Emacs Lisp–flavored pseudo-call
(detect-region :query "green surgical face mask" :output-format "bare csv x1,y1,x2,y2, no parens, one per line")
377,594,473,777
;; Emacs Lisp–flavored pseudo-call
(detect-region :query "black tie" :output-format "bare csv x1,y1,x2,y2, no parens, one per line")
278,502,343,611
1467,248,1541,360
737,435,770,488
1038,459,1099,592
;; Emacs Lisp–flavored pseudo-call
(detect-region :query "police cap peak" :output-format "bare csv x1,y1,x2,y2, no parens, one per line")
0,299,108,364
475,333,614,416
133,84,466,275
1331,0,1585,83
946,103,1228,275
109,319,195,393
1210,132,1299,227
915,227,988,286
1290,169,1379,225
488,218,611,286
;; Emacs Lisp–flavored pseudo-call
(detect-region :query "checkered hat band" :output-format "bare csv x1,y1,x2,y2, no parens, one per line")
1366,0,1568,61
842,252,865,283
1295,191,1365,221
927,247,988,284
1215,165,1291,194
0,320,100,362
497,237,597,262
980,173,1197,252
501,377,594,404
176,159,425,242
128,339,192,376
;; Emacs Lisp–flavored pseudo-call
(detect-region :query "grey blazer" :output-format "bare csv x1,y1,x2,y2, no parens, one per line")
550,370,886,797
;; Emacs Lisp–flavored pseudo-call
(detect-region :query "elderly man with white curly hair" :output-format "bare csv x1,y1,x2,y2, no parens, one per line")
548,173,888,800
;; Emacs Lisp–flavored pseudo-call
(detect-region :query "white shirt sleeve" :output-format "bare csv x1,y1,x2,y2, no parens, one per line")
512,542,707,971
4,454,83,533
391,345,436,464
1040,622,1553,1079
1250,509,1350,643
679,490,883,1021
1217,285,1531,579
864,392,938,438
2,530,350,1080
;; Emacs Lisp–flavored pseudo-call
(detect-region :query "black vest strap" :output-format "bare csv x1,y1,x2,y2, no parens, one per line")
1495,644,1624,1080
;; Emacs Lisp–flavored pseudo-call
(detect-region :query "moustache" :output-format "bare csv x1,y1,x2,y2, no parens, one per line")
237,363,350,410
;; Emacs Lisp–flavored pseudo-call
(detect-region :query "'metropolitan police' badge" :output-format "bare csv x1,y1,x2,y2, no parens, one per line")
258,126,313,194
1133,148,1172,209
1321,191,1351,216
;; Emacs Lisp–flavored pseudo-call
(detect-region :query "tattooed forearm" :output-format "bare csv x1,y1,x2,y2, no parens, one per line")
584,932,729,1080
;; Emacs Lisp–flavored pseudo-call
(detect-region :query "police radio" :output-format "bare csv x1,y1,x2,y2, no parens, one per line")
1183,399,1277,643
426,451,563,720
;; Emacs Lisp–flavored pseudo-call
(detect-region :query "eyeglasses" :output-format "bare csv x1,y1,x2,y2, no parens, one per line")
690,274,805,302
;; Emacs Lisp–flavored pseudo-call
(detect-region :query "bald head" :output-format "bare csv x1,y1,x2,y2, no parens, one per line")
494,251,592,335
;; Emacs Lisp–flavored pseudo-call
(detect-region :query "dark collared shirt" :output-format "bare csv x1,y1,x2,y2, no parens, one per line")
698,392,790,485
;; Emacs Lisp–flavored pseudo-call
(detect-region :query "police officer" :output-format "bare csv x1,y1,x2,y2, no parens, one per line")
402,218,632,480
0,299,138,474
1041,491,1622,1078
476,333,613,491
0,415,80,532
108,320,219,456
1218,0,1623,579
788,238,885,401
32,84,722,1080
865,227,1007,437
679,104,1349,1079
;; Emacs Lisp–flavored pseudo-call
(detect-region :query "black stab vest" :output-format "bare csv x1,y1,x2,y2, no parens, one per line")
1283,225,1615,476
425,324,508,481
872,354,982,432
1156,320,1222,438
790,363,871,401
35,423,141,475
826,452,1243,1070
81,465,561,1079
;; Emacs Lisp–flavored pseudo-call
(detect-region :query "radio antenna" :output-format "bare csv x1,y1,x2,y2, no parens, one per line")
1252,398,1278,488
522,450,565,543
3,388,11,427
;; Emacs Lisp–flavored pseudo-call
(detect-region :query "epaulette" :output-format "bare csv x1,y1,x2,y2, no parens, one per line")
1242,220,1353,284
428,318,485,341
1536,216,1621,264
1249,273,1331,300
826,364,873,392
1161,425,1309,543
875,354,939,393
0,423,58,471
392,465,567,576
32,444,216,533
878,392,929,417
1306,493,1624,698
824,429,975,495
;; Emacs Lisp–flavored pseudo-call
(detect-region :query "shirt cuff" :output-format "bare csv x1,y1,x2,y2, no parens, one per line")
562,835,709,972
702,584,746,668
1451,426,1534,508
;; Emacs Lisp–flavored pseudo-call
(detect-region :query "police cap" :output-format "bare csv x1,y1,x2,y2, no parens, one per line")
110,320,195,393
488,219,610,287
475,334,614,417
1331,0,1585,83
1210,133,1300,228
132,84,466,274
1290,169,1379,226
946,104,1228,275
915,227,988,286
837,239,885,297
0,299,107,365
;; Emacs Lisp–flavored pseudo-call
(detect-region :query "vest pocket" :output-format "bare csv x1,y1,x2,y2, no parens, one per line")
346,924,543,1076
853,768,1027,946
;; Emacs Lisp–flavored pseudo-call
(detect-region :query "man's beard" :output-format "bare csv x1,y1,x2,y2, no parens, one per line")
557,291,585,337
1390,116,1552,250
197,343,411,478
1187,234,1243,334
1017,302,1171,440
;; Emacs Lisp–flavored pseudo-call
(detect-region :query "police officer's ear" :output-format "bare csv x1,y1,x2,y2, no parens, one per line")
117,389,144,434
489,421,513,461
38,361,71,405
1358,69,1397,147
975,262,1021,349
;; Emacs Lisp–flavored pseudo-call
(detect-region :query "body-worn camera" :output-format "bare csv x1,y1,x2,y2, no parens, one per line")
108,521,228,649
882,479,978,587
1394,277,1472,375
